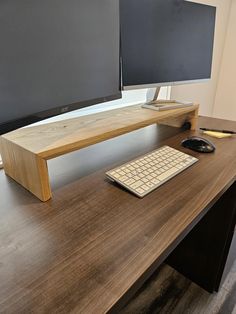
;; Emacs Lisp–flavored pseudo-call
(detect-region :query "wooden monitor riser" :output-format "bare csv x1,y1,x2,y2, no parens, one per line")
0,104,199,201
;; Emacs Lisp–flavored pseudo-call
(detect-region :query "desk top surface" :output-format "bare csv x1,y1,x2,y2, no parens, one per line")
0,116,236,313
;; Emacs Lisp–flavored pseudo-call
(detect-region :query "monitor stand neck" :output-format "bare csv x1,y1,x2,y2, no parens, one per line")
143,87,193,111
147,87,177,105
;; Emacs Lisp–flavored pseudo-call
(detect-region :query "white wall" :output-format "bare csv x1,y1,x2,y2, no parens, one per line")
213,0,236,121
170,0,232,117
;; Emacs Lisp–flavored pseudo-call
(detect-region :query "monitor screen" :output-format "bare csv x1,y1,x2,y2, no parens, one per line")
120,0,216,89
0,0,120,134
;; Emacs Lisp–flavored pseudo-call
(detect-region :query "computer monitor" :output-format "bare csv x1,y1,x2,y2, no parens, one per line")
0,0,120,135
120,0,216,91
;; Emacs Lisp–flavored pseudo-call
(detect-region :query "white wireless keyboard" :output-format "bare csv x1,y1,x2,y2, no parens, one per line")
106,146,198,198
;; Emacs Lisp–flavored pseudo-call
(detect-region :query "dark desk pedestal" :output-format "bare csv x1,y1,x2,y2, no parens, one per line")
167,181,236,293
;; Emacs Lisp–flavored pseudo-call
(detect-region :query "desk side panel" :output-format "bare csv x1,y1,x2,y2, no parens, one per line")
167,181,236,292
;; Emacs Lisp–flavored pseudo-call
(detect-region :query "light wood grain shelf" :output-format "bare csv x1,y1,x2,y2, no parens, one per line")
0,104,199,201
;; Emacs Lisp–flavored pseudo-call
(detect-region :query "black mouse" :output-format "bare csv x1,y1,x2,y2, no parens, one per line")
182,136,215,153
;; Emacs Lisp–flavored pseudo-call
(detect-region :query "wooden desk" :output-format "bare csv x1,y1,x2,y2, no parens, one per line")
0,116,235,313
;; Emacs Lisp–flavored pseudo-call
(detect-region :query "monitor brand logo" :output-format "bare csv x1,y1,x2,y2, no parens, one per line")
61,107,69,113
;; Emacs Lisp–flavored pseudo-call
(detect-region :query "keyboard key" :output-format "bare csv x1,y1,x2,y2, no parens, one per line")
157,167,179,181
112,172,121,179
124,178,135,185
120,176,130,182
147,182,155,188
142,185,150,191
131,181,143,189
152,178,160,185
136,188,145,194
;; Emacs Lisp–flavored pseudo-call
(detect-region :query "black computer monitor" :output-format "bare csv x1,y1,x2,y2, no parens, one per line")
120,0,216,90
0,0,121,135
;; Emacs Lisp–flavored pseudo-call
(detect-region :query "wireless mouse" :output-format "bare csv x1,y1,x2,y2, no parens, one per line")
182,136,215,153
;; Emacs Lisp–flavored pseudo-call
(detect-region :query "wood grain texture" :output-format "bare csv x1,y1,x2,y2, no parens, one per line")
158,106,199,130
1,104,199,159
0,116,235,313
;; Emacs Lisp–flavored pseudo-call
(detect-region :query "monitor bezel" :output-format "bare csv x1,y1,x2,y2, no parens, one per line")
0,92,121,135
122,78,210,91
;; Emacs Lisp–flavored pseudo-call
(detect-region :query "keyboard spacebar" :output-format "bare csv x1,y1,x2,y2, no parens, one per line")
157,167,179,181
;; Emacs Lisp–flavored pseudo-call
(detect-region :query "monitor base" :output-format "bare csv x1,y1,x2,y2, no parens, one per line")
142,101,194,111
148,99,178,105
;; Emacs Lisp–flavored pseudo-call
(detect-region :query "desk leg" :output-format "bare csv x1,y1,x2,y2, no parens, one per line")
167,182,236,293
